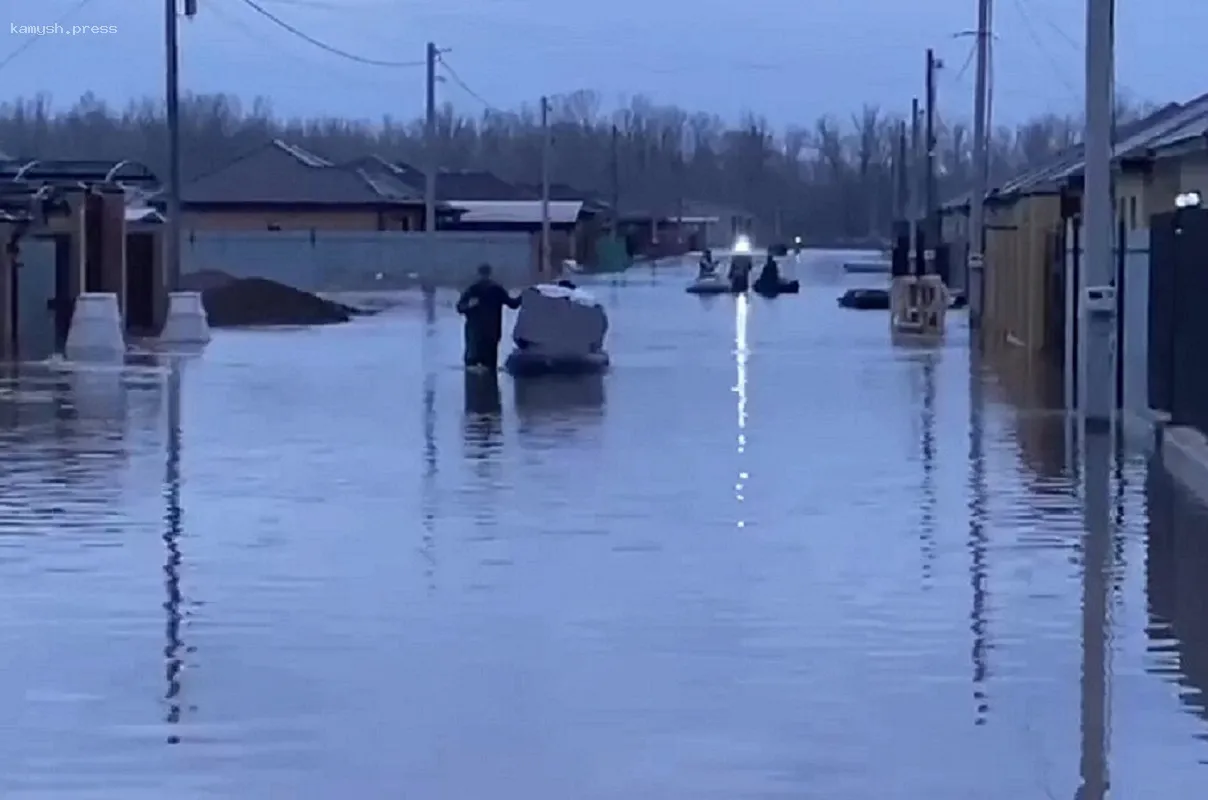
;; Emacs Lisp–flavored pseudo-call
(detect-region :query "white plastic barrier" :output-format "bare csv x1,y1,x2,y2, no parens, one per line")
64,293,124,361
159,291,211,345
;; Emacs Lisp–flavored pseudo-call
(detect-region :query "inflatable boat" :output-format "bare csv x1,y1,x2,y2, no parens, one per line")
838,288,890,309
686,272,732,294
754,278,800,297
504,284,610,377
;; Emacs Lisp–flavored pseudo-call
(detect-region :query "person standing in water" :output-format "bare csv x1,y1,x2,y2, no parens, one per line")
456,263,520,371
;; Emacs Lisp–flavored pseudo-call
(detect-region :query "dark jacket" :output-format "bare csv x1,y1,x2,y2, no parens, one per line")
456,278,520,341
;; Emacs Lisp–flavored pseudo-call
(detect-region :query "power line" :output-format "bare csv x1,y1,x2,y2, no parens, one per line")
438,56,497,110
254,0,395,9
1017,0,1080,50
0,0,96,73
1008,0,1077,98
238,0,425,67
953,40,977,83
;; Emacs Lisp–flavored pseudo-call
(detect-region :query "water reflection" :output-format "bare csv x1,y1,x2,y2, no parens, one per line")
462,371,503,462
421,372,438,590
968,342,990,725
464,371,502,417
512,375,605,418
1146,465,1208,736
162,367,188,744
421,301,439,590
733,293,748,528
1079,424,1113,799
913,350,938,583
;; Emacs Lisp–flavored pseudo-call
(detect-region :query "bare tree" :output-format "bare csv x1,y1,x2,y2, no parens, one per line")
0,90,1094,245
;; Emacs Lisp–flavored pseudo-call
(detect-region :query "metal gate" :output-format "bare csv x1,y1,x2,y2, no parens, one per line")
14,236,59,361
1148,207,1208,432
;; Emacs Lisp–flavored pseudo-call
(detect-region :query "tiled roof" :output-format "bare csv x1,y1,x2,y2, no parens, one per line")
183,141,423,206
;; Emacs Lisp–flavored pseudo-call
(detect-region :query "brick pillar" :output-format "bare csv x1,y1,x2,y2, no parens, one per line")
100,191,127,307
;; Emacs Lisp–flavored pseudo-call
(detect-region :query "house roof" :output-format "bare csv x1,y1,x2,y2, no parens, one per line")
183,140,424,206
942,96,1208,212
365,160,530,202
450,200,583,224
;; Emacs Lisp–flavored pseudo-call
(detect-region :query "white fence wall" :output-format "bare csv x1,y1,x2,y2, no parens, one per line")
181,230,535,291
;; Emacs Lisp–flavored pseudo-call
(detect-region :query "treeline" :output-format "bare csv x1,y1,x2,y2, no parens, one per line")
0,91,1143,242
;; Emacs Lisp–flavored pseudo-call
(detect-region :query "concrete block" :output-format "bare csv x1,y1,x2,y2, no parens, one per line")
159,291,211,345
64,292,124,362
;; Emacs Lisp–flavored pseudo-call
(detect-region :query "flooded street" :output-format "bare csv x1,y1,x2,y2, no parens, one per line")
1,252,1207,798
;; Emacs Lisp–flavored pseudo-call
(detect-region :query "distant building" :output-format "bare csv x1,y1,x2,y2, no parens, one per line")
179,141,448,232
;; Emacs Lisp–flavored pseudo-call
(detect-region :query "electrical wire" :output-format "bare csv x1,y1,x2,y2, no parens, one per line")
238,0,425,67
1008,0,1077,97
953,40,977,83
1017,0,1080,50
254,0,395,9
0,0,96,73
438,56,498,110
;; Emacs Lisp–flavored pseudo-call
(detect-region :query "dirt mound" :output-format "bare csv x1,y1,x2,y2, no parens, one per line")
201,277,354,327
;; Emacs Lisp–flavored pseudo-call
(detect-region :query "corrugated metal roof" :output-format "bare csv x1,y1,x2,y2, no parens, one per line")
942,96,1208,211
452,200,583,224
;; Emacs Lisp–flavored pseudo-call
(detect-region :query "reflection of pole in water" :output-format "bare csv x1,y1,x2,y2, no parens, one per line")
421,374,437,591
733,295,748,528
423,285,436,326
967,344,990,724
1079,427,1112,799
919,354,937,583
162,366,186,744
421,292,437,590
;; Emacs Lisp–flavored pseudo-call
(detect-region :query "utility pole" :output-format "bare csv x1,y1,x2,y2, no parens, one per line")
540,95,551,277
968,0,993,326
894,121,908,220
910,98,921,273
1078,2,1115,797
924,48,940,274
609,124,620,229
1080,0,1116,426
164,0,195,292
424,42,438,234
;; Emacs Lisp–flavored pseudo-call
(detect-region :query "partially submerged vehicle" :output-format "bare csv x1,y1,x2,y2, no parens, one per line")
505,284,610,376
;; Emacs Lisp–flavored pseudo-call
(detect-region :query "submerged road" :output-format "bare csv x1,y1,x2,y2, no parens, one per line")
0,251,1206,797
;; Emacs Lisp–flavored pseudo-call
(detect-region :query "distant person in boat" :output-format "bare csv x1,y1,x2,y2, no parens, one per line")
698,249,715,278
754,253,781,293
456,263,520,372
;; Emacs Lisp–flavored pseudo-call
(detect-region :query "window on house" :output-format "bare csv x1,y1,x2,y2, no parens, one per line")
1128,195,1137,230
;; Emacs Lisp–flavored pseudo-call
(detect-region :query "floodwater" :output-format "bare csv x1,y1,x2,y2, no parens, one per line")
0,252,1206,798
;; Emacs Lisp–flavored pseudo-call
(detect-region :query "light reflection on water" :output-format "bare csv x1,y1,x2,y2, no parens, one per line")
0,252,1205,797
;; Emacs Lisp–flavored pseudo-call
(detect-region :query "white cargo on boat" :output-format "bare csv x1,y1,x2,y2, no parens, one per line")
511,284,607,357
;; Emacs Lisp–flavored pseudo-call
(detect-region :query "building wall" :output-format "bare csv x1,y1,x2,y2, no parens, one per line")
182,206,425,232
181,229,536,289
1175,151,1208,195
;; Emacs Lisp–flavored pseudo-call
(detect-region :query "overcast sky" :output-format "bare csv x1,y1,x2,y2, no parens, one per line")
2,0,1204,128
